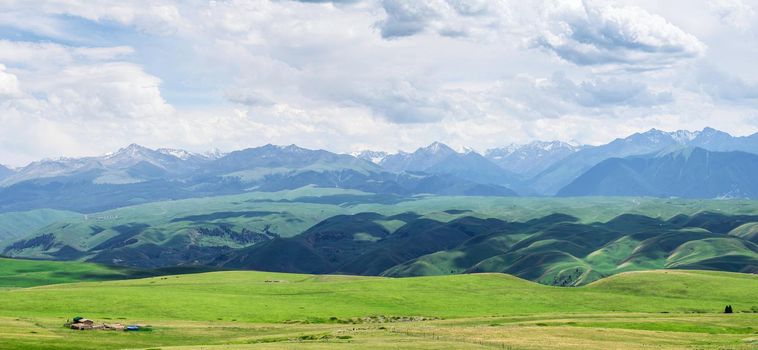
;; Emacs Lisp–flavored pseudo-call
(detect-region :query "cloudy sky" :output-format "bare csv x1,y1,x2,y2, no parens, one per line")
1,0,757,166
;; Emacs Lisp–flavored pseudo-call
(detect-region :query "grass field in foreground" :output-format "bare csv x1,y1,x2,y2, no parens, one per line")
0,268,756,349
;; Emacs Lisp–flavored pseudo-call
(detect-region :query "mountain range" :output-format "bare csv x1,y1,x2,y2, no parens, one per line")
376,142,522,189
0,165,12,181
485,141,585,178
0,143,517,213
558,147,758,198
0,127,756,213
527,127,758,195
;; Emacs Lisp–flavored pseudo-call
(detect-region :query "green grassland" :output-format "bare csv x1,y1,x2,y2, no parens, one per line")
0,257,223,289
0,257,144,289
2,187,757,286
0,264,756,349
4,269,756,322
7,187,758,248
0,209,80,242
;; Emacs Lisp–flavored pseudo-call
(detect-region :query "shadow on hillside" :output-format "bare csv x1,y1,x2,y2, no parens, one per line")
6,210,758,288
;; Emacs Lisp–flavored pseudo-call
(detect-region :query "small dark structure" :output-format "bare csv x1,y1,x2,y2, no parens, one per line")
65,316,128,331
724,305,733,314
69,317,95,330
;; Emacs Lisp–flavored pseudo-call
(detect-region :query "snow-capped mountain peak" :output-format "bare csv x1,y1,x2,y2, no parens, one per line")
460,146,477,154
488,141,581,156
636,128,709,145
105,144,153,159
203,148,226,160
352,150,388,164
634,128,670,144
157,148,197,160
669,130,699,144
485,140,585,177
276,144,308,153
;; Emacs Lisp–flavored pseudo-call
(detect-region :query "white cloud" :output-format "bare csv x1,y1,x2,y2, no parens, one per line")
0,0,756,165
345,79,483,123
0,39,174,165
696,64,758,105
487,72,673,120
225,88,275,106
42,63,173,120
534,0,706,69
709,0,756,29
550,73,673,108
0,64,20,97
376,0,514,39
0,40,134,68
20,0,185,35
0,40,170,120
377,1,445,38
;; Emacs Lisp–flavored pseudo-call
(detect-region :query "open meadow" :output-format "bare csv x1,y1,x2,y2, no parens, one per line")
0,259,755,349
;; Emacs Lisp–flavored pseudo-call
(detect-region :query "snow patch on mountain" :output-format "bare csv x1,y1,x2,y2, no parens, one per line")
352,150,388,164
157,148,197,160
203,148,226,160
486,141,585,177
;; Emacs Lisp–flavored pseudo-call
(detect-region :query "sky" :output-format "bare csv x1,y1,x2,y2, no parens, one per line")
1,0,757,166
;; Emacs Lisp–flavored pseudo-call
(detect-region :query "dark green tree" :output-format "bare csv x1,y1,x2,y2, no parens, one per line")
724,305,733,314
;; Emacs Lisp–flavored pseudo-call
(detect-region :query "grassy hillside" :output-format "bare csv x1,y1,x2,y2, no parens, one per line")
0,269,756,349
1,270,755,323
0,258,143,289
730,222,758,243
3,188,757,285
0,258,220,289
230,211,757,284
0,209,80,242
10,187,758,245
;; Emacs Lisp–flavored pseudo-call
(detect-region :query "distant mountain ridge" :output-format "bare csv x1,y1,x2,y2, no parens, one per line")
0,127,756,212
209,144,380,175
373,142,521,188
0,165,13,181
380,142,458,173
558,147,758,198
6,128,755,187
688,127,758,152
528,128,758,195
0,143,518,213
485,141,585,177
351,127,758,196
351,150,388,164
1,144,216,187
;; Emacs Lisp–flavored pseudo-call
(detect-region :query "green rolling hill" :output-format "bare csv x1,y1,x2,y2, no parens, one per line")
730,222,758,243
2,188,757,286
0,257,145,289
0,264,756,350
0,257,218,289
0,209,80,243
386,212,758,285
1,268,755,323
